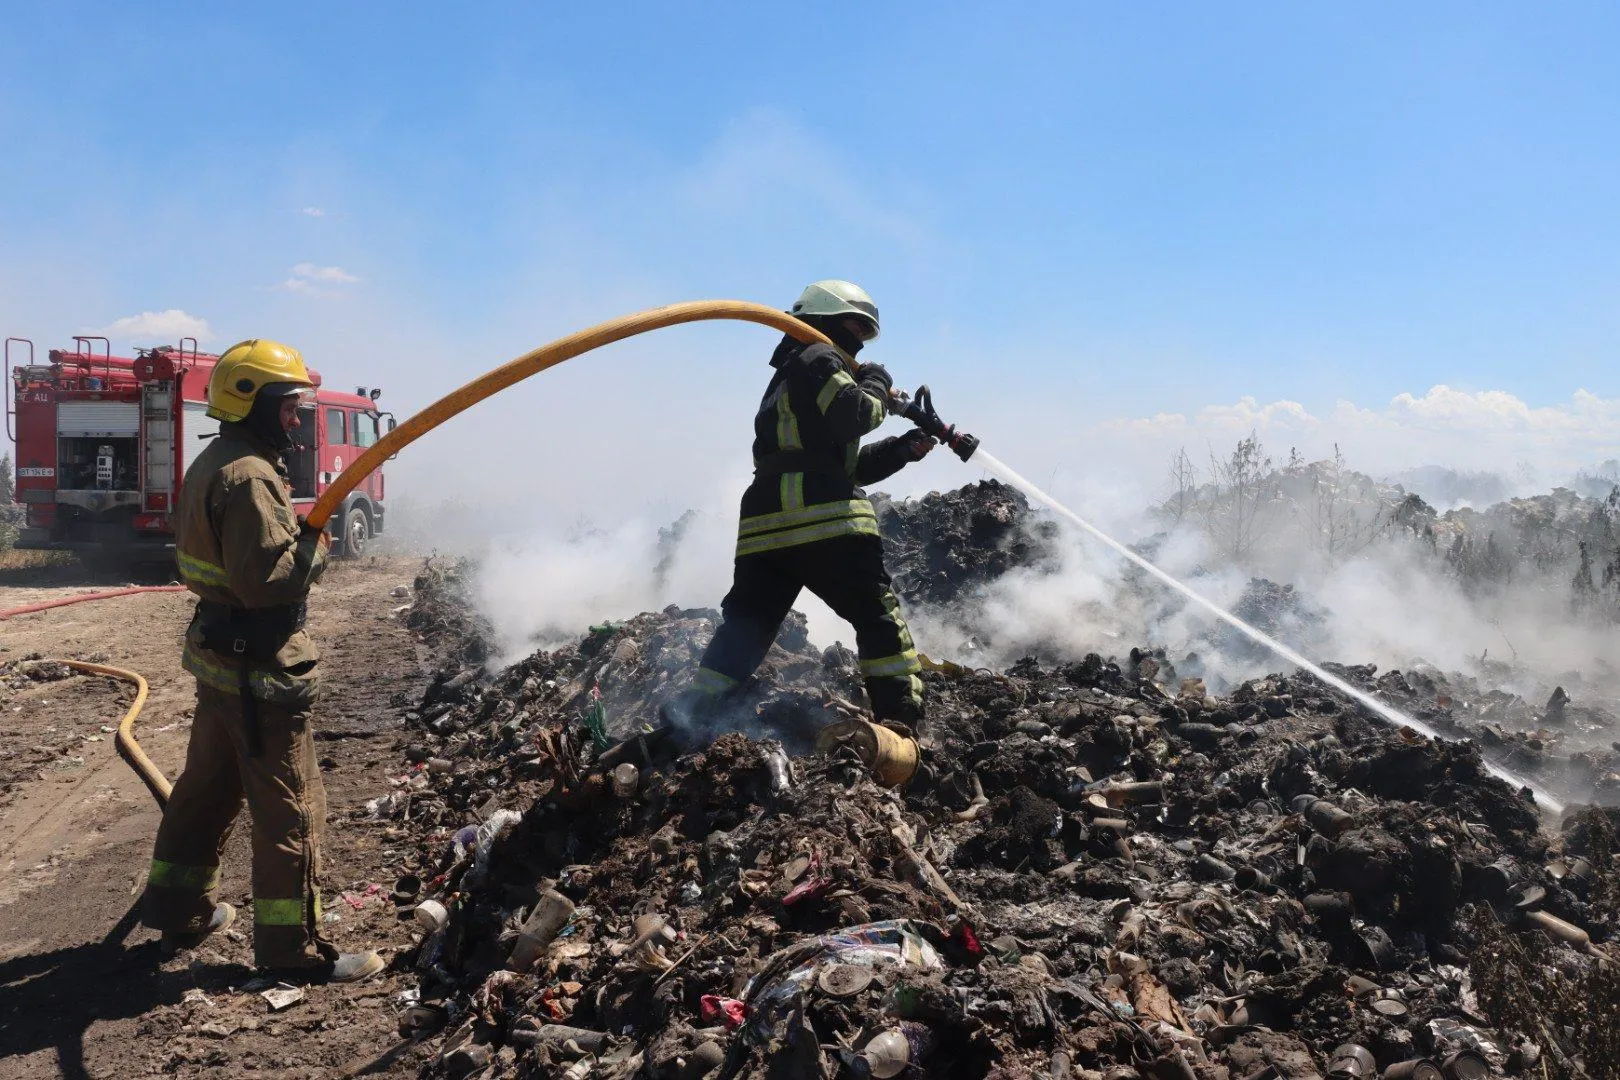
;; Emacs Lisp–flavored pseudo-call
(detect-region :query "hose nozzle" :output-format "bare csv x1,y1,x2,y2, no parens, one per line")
889,385,979,463
948,430,980,462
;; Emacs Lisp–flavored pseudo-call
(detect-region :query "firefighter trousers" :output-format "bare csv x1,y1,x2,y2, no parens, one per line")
696,534,925,724
141,681,332,969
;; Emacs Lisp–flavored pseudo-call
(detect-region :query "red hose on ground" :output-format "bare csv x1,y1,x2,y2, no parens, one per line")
0,585,187,619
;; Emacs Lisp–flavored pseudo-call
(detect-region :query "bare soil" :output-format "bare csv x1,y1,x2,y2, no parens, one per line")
0,556,433,1080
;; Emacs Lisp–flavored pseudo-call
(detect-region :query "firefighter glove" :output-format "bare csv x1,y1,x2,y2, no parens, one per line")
901,429,937,462
857,362,893,397
298,517,331,550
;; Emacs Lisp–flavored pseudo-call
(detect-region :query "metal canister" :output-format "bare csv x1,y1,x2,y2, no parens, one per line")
1329,1045,1376,1079
1356,925,1397,971
1235,866,1272,891
1368,987,1409,1017
1382,1061,1442,1080
1103,781,1166,806
814,717,919,786
1440,1050,1488,1080
1292,795,1354,838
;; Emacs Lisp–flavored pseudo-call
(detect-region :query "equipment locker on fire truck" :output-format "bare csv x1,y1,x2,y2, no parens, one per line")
6,336,390,560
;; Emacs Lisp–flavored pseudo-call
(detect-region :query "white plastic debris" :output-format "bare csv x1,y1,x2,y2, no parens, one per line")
261,984,306,1011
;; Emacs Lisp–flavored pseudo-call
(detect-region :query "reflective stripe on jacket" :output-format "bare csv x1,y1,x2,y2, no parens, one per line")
735,337,913,557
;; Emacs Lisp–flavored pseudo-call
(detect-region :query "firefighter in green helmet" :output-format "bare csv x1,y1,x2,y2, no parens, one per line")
680,280,936,731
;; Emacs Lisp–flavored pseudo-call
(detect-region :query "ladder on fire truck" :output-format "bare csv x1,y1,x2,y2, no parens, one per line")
140,337,200,513
3,337,32,441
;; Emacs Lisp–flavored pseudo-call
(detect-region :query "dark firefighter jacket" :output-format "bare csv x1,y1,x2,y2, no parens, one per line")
174,424,328,705
735,336,914,557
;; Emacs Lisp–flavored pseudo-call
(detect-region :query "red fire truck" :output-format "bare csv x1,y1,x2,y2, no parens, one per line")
5,335,390,561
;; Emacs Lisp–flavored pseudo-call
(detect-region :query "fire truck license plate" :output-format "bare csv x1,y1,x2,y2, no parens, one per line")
18,467,54,477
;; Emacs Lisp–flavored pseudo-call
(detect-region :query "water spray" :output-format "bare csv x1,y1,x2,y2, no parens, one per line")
963,446,1565,816
251,294,1560,816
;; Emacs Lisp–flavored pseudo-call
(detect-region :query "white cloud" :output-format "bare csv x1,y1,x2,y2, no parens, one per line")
1103,385,1620,483
300,206,327,217
274,262,360,297
290,262,358,283
91,309,213,343
1102,396,1318,436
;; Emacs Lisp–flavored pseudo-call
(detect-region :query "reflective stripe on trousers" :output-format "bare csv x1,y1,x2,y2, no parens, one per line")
255,896,318,926
147,858,221,892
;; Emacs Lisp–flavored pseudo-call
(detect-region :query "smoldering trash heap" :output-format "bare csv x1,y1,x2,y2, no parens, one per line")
371,481,1620,1080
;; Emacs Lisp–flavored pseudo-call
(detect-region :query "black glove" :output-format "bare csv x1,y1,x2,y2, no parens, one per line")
901,429,937,462
297,516,331,548
857,362,892,397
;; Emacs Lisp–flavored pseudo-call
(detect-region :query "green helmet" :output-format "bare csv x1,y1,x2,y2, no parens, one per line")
790,279,880,339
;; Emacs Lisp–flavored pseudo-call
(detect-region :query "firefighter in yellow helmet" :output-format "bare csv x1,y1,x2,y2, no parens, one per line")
139,339,382,983
679,281,935,731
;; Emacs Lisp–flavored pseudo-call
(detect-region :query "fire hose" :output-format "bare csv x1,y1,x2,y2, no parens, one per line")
13,302,864,809
6,299,1564,815
2,589,184,805
0,584,186,619
304,300,849,530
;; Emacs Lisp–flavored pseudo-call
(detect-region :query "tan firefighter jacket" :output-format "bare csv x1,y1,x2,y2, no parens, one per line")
174,424,328,705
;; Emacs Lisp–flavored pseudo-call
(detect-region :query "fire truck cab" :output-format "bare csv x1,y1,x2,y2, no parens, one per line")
6,336,389,561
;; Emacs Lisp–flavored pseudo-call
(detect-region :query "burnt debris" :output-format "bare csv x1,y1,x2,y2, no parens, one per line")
368,484,1619,1080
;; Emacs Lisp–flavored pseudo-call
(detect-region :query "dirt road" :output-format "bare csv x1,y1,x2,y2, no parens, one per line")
0,557,435,1080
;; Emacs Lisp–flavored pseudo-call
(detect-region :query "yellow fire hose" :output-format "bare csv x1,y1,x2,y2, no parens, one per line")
305,299,836,529
33,301,834,808
63,660,171,805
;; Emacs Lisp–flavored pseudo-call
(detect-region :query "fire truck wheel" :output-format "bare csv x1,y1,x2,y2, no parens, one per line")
344,506,371,558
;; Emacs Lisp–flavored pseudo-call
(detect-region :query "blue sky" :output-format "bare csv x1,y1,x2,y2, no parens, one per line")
4,2,1618,517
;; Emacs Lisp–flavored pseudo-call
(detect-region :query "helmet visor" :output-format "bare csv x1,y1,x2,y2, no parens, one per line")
258,381,316,404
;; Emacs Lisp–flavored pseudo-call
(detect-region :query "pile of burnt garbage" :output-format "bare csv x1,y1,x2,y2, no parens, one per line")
1311,662,1620,808
366,578,1618,1079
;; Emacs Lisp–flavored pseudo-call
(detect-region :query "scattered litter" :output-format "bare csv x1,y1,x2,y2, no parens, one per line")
375,494,1619,1080
260,985,305,1011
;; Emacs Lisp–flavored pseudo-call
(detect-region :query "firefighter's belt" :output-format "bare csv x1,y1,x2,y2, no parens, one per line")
752,450,846,479
195,600,307,658
194,600,307,759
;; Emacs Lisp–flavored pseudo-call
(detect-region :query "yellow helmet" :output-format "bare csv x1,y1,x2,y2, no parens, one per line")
206,339,314,422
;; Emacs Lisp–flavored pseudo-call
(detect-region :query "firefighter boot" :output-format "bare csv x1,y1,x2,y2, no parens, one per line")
161,902,237,954
657,683,727,741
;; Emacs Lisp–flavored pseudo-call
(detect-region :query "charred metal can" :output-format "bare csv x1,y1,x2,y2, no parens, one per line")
1292,795,1354,838
393,873,422,905
1234,866,1272,891
1382,1061,1442,1080
1193,853,1236,881
1307,800,1353,837
1356,925,1397,971
1329,1044,1377,1079
1103,781,1166,807
1440,1050,1488,1080
398,1002,449,1038
1368,987,1409,1017
1304,892,1354,922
